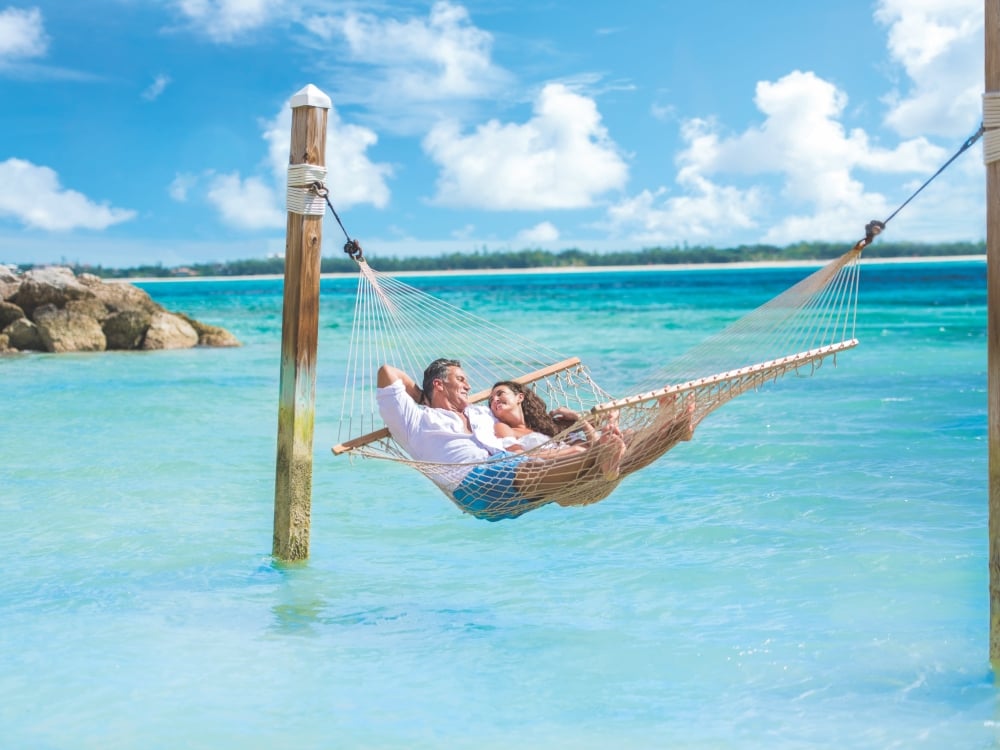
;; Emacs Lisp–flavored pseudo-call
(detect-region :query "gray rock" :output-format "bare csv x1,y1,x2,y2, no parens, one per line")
179,314,241,348
5,317,45,351
103,309,152,350
66,296,112,322
34,304,107,353
10,266,95,317
87,279,160,314
141,311,199,350
0,300,24,329
0,265,20,301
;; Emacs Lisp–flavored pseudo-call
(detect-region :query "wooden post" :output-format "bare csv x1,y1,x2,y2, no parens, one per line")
273,84,330,561
988,0,1000,661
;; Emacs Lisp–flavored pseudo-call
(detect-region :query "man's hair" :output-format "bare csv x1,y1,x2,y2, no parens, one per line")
421,358,461,405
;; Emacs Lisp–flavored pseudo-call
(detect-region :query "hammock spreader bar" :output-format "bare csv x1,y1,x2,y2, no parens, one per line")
591,339,859,414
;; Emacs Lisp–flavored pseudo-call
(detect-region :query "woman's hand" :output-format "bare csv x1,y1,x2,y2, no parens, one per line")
549,406,579,422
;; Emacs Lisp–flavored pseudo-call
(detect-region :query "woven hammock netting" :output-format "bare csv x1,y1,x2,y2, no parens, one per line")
334,243,863,521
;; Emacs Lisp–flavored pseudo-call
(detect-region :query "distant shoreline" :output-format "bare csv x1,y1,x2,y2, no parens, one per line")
122,254,986,284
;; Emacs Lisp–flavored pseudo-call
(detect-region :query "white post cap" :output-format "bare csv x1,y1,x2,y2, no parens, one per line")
290,84,331,109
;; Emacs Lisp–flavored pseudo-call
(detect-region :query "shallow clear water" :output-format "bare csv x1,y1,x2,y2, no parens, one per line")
1,260,992,749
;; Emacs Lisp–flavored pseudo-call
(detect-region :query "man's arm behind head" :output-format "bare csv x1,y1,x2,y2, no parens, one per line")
377,364,423,402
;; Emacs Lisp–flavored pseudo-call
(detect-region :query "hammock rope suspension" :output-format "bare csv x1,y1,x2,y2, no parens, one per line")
331,247,862,519
322,124,981,521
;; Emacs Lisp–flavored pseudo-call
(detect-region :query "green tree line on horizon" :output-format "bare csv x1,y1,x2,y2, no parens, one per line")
15,239,986,279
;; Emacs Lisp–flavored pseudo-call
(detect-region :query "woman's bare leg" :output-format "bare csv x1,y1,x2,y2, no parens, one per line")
618,394,696,477
513,430,626,496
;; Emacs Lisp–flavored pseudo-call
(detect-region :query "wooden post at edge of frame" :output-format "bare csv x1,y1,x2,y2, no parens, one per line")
987,0,1000,663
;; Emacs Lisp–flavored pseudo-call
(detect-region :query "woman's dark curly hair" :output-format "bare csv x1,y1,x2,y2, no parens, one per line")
492,381,561,436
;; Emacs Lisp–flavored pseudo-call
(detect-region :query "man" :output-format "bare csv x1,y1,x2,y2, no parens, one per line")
376,358,501,466
376,358,625,520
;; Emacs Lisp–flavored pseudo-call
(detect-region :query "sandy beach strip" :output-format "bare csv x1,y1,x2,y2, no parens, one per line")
122,254,985,284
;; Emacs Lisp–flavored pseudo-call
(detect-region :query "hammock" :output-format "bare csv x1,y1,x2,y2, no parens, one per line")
320,121,983,521
332,235,868,521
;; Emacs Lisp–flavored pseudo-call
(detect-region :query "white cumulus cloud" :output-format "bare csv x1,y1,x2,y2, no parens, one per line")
205,172,284,230
302,1,512,133
336,1,502,100
0,158,135,231
423,82,628,210
876,0,982,138
516,221,560,244
202,97,393,230
263,101,393,211
172,0,286,42
0,6,48,62
168,173,197,202
605,180,763,246
606,70,949,245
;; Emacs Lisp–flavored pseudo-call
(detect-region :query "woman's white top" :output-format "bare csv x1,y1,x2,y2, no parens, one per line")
501,431,552,451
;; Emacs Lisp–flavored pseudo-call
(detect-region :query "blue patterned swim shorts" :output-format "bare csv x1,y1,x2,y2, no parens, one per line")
451,452,543,521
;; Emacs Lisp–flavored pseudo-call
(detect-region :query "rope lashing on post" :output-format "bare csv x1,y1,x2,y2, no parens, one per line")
286,163,328,216
984,93,1000,164
285,163,366,261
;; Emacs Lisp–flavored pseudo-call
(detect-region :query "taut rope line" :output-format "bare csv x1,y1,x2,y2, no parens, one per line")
880,122,984,228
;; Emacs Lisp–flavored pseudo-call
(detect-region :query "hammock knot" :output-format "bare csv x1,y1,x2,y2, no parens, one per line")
344,239,365,261
864,220,885,244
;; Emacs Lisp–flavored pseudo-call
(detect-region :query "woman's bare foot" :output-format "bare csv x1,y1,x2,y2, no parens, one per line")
597,430,626,480
679,397,696,441
654,393,695,441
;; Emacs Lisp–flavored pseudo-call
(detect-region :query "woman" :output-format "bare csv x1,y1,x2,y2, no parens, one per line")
489,381,623,477
489,381,561,450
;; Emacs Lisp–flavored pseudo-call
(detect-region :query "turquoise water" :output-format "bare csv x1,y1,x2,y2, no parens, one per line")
1,260,991,749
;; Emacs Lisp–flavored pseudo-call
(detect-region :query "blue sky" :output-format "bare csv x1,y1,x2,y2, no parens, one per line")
0,0,985,267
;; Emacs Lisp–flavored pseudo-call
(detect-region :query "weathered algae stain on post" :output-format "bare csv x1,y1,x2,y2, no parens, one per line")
273,339,319,557
273,85,330,562
273,372,317,560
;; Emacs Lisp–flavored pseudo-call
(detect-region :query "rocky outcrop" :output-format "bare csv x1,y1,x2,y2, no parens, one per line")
103,309,152,350
5,317,43,351
11,266,94,318
142,311,200,350
34,304,107,353
0,265,240,354
178,313,241,348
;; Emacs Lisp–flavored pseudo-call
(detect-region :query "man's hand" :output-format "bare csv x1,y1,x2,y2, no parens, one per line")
377,364,423,402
